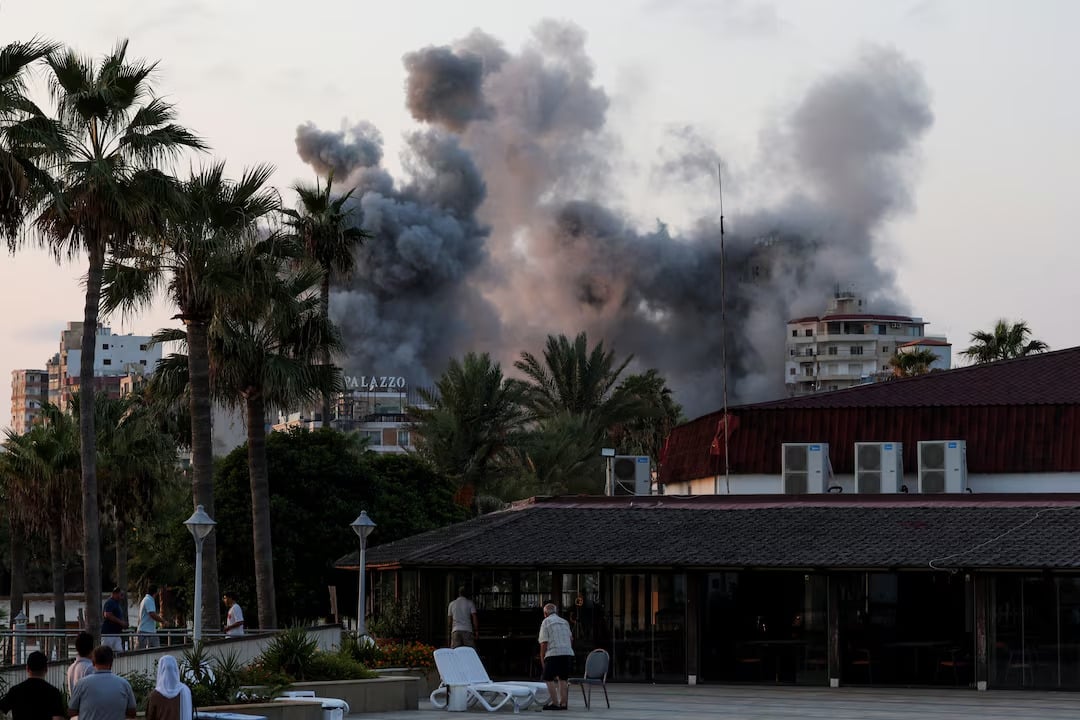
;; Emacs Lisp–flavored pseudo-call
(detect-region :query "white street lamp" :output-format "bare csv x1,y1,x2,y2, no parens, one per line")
350,511,376,637
184,505,216,643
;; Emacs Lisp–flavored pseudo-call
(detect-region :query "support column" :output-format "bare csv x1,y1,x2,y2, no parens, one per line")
685,573,700,684
827,575,841,687
974,573,989,691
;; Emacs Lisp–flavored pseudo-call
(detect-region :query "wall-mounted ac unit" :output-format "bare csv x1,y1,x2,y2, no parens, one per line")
890,322,902,328
611,455,652,496
782,443,831,494
917,440,967,493
855,442,903,493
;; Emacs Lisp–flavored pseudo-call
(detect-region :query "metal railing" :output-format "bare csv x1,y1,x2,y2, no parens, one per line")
0,625,342,692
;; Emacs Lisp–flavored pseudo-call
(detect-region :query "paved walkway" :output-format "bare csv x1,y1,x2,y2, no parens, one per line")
347,684,1080,719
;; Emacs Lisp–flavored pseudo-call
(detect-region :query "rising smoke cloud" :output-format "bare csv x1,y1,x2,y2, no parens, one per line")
294,24,933,418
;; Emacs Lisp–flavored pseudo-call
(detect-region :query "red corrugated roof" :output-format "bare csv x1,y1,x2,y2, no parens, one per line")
660,347,1080,482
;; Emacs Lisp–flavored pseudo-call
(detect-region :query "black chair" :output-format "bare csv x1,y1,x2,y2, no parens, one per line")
569,648,611,709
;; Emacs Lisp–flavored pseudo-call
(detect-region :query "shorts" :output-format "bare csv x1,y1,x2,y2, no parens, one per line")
137,632,160,649
450,630,475,648
102,635,123,653
541,654,573,681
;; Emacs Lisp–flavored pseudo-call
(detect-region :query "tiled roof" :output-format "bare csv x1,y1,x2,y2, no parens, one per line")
341,495,1080,571
899,339,952,348
755,346,1080,409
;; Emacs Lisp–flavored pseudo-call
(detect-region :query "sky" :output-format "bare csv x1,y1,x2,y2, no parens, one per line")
2,0,1078,430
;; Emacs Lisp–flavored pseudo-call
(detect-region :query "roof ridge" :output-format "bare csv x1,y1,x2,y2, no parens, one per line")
393,508,526,564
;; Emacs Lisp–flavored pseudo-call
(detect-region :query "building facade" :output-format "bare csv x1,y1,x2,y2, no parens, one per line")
49,322,160,410
273,377,427,454
786,291,950,396
9,369,49,434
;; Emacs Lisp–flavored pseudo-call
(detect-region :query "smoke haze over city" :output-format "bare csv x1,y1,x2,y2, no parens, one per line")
295,22,933,417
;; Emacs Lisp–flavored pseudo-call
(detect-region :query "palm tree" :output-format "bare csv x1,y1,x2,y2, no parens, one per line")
1,403,80,630
607,369,682,460
411,352,528,498
31,40,204,639
888,348,938,377
95,391,181,594
960,320,1049,364
105,162,275,632
210,258,342,630
0,37,61,243
281,172,369,427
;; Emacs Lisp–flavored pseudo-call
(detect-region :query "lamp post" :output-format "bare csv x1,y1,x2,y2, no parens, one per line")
350,511,376,637
184,505,216,643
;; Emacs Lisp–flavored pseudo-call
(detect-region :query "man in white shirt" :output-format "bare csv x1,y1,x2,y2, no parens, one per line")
538,603,574,710
224,592,245,637
447,586,478,648
137,584,165,649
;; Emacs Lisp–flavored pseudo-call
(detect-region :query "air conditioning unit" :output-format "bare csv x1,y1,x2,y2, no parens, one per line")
781,443,831,494
611,455,652,496
917,440,967,493
854,442,903,493
890,322,902,328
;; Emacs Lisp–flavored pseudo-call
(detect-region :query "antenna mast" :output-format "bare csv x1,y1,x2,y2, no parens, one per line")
718,164,731,494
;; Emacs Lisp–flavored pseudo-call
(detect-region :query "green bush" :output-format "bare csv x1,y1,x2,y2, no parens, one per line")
307,650,378,681
257,627,321,680
121,671,155,711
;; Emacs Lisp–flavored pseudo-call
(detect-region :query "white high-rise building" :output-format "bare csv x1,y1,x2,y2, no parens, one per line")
785,291,950,396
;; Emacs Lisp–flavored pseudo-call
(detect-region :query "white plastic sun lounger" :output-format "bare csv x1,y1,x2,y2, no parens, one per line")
454,646,550,706
431,647,538,712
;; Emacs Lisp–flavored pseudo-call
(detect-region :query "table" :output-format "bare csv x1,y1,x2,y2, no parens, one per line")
738,640,807,683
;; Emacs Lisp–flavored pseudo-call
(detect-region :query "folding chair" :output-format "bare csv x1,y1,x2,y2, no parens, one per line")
568,649,611,709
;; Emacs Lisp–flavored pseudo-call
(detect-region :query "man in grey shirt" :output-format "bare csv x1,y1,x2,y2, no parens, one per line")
447,586,479,648
67,645,136,720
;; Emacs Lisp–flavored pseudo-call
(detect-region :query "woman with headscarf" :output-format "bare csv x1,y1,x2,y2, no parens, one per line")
146,655,193,720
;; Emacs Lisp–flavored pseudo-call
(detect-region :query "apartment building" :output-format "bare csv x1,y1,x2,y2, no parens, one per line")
273,376,427,454
785,291,950,396
9,369,49,434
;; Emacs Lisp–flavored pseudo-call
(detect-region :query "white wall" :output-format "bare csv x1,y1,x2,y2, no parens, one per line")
668,472,1080,496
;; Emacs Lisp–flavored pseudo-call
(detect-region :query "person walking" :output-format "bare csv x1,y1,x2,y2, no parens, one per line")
447,586,479,648
538,603,574,711
67,645,137,719
223,592,245,637
0,650,66,720
101,587,129,653
145,655,193,720
137,584,165,649
66,631,95,696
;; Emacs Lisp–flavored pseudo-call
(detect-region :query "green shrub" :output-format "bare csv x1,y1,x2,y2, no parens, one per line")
122,670,155,711
257,627,321,680
307,650,378,681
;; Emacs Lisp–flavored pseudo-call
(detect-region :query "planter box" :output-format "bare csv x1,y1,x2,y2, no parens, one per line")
198,700,322,720
375,667,440,699
288,676,419,713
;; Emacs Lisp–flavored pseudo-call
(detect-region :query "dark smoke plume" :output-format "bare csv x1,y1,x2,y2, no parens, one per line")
294,25,932,417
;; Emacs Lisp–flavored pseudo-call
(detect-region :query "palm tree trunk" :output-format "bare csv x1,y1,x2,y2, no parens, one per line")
115,518,128,596
48,524,67,631
9,515,26,622
245,390,277,630
320,277,333,428
185,319,222,632
80,245,104,641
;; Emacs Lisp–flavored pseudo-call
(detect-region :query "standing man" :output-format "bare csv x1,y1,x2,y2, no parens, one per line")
136,584,165,649
101,587,129,653
67,646,136,719
65,631,94,696
0,650,66,720
538,603,573,711
447,586,478,648
223,592,245,637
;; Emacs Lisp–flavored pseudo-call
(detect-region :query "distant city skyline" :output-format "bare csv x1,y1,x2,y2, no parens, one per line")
2,0,1077,428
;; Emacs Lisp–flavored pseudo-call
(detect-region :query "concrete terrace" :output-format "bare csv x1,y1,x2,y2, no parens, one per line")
346,684,1080,720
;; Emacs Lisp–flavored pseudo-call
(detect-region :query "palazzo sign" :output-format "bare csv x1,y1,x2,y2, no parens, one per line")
344,374,407,391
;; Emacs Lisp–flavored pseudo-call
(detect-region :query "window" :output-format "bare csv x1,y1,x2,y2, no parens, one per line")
828,346,838,355
850,346,864,355
792,329,798,337
848,363,862,374
139,359,147,366
103,359,112,366
397,429,410,446
789,348,796,356
804,328,813,337
827,322,841,334
102,343,109,350
882,365,889,371
882,345,889,353
139,344,148,351
877,324,886,334
789,368,796,376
